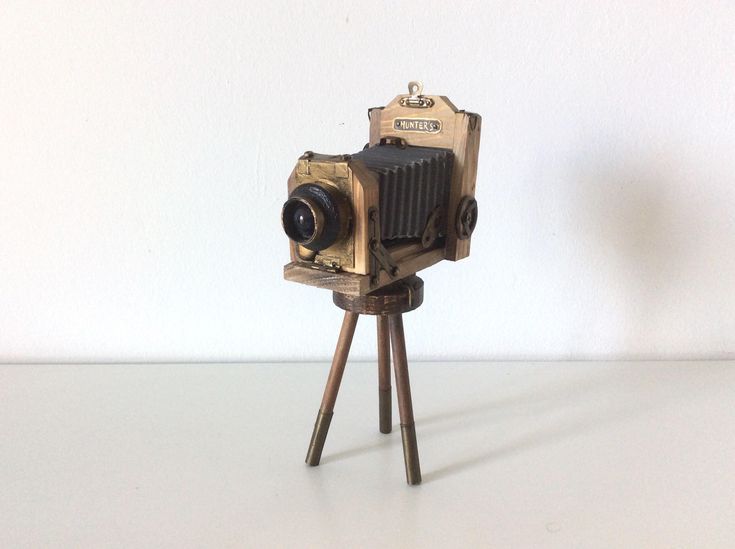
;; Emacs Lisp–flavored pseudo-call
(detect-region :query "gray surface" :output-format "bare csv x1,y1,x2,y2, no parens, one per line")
2,361,734,547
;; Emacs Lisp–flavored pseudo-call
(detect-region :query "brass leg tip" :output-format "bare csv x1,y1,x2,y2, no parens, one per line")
400,423,422,485
305,410,333,466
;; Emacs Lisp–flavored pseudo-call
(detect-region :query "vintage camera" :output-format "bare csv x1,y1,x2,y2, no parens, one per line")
282,82,481,295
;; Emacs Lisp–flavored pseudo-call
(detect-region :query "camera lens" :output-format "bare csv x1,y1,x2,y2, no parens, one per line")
282,196,323,247
290,203,316,242
281,183,349,251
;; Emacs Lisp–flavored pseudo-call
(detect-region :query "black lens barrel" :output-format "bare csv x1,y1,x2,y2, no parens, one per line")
281,183,344,251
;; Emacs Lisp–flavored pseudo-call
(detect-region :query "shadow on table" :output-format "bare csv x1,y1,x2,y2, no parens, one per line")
321,365,622,467
420,363,696,483
322,363,698,485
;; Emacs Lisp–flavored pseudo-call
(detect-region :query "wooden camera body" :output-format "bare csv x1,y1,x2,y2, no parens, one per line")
282,82,481,296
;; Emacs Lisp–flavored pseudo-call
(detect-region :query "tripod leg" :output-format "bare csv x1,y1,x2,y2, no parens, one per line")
306,311,359,466
388,314,422,485
377,315,392,434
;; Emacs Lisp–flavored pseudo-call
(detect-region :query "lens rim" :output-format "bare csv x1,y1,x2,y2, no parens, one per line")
281,196,324,246
282,183,349,251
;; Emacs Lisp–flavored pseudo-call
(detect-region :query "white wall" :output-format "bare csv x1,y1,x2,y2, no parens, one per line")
1,1,733,362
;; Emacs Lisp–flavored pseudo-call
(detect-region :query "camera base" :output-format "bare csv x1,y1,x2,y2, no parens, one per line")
305,276,424,485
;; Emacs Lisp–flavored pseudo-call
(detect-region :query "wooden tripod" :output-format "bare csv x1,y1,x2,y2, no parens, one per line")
305,276,424,485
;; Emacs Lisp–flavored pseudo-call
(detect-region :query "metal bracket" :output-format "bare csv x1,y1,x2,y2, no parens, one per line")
367,106,384,121
378,136,407,149
398,81,434,108
420,206,443,249
368,207,399,286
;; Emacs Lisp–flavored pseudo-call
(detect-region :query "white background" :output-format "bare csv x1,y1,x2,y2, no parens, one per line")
1,1,733,362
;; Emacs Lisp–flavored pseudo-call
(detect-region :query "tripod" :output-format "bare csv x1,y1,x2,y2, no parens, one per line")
305,276,424,485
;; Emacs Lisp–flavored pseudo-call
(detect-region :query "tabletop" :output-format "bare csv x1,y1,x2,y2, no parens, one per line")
1,360,733,548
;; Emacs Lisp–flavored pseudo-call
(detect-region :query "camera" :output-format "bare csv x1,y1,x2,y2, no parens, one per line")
282,82,481,295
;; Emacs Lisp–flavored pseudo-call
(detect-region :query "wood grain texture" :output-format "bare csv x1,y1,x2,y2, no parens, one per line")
368,107,383,145
369,94,458,149
445,111,482,260
333,276,424,315
283,262,370,295
349,161,379,275
283,238,443,296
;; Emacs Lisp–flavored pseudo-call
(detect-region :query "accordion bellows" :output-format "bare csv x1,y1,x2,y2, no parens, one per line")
351,144,454,242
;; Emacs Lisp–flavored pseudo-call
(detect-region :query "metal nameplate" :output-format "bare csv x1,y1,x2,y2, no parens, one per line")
393,118,442,134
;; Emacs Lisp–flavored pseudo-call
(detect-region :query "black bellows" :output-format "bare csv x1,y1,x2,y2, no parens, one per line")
351,144,454,242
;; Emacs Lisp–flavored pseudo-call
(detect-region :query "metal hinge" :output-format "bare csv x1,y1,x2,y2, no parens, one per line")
398,81,434,108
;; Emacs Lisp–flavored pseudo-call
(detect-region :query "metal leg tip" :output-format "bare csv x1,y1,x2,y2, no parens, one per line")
305,410,333,466
400,424,422,485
